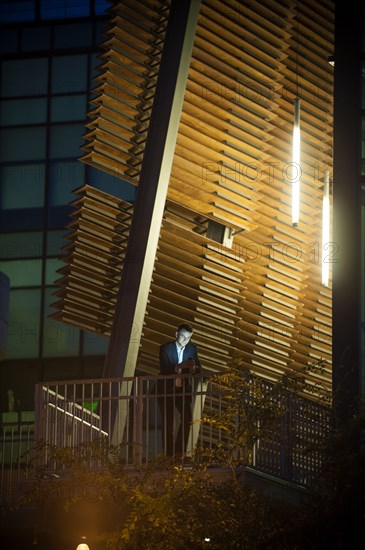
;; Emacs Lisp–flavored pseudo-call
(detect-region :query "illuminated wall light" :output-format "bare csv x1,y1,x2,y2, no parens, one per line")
292,97,301,227
321,170,330,286
76,536,90,550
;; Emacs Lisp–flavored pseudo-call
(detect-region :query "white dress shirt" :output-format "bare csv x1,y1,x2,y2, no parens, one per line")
176,342,184,365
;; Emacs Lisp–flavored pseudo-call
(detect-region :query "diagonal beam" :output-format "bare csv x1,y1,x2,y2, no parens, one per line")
102,0,201,440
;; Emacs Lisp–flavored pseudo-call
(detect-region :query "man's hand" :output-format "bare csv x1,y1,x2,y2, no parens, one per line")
175,360,193,388
179,358,195,372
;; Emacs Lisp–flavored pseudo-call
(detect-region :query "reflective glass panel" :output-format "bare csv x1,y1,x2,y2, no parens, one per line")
50,123,84,158
0,1,35,23
51,94,87,122
95,0,110,15
1,259,42,287
1,58,48,97
88,166,136,202
83,331,108,355
0,164,45,208
21,26,51,51
42,288,80,357
41,0,89,19
54,22,92,48
49,161,84,206
51,55,88,94
45,257,63,285
0,127,46,162
0,232,43,260
0,29,18,53
0,98,47,126
6,288,41,359
46,230,68,258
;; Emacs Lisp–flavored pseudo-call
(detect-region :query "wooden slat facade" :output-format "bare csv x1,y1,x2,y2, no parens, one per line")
51,0,334,398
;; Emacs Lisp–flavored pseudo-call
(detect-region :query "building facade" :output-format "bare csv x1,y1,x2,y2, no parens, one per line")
1,1,335,417
0,0,135,414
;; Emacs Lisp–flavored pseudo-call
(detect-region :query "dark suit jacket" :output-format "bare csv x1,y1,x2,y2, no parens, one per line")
159,340,202,376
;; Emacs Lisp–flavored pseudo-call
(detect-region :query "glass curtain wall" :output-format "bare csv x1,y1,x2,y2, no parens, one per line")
0,0,135,411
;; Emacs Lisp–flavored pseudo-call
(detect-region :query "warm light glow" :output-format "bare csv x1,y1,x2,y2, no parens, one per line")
322,170,330,286
76,537,90,550
292,97,301,227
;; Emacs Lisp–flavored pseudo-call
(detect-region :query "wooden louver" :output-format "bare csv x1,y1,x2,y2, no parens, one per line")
52,0,334,399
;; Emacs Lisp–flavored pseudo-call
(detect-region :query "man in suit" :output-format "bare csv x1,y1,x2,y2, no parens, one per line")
158,322,202,457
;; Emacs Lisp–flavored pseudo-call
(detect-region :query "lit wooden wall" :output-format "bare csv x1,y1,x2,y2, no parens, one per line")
52,0,334,398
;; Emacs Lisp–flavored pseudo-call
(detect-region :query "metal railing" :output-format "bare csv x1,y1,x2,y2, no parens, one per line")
0,412,35,506
34,375,210,467
1,373,331,505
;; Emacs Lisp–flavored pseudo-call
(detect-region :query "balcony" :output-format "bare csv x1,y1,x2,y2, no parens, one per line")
1,372,331,507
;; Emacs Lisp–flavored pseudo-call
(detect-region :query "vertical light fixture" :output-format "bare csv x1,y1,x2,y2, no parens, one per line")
292,96,301,227
292,0,301,228
321,66,333,288
321,170,330,286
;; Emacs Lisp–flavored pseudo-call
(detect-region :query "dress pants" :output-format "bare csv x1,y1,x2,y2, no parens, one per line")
158,379,192,456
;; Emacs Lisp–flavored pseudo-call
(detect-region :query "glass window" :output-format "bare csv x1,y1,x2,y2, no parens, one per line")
47,205,72,229
0,127,46,162
50,123,84,158
95,0,110,16
41,0,90,20
0,29,19,53
90,52,102,78
1,259,42,287
83,331,109,355
0,1,35,23
0,98,47,126
1,58,48,98
46,230,68,258
0,232,43,260
95,21,108,45
45,257,63,285
54,23,93,49
87,166,136,202
51,94,87,122
0,207,44,232
0,164,45,208
51,55,88,94
49,161,84,206
43,288,80,357
6,288,41,359
21,27,51,51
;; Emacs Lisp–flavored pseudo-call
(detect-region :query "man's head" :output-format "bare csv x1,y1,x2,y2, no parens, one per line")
175,323,193,348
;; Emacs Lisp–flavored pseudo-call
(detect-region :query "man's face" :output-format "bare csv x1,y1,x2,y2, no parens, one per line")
176,329,192,348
